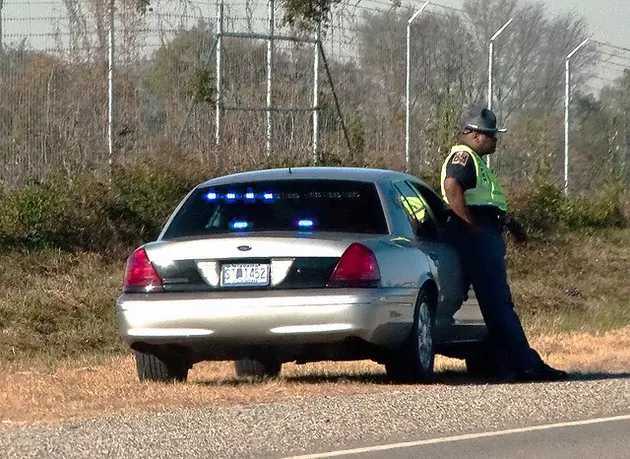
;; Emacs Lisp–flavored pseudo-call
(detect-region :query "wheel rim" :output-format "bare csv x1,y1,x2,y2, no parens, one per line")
417,301,433,370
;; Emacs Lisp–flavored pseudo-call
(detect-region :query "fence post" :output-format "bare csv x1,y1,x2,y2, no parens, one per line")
312,22,321,165
107,0,115,181
266,0,274,158
0,0,5,55
215,1,224,150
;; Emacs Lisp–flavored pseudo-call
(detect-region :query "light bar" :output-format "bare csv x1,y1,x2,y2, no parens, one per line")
297,219,315,229
229,221,249,230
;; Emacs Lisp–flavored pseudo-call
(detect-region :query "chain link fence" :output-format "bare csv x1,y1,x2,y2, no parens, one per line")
1,0,627,192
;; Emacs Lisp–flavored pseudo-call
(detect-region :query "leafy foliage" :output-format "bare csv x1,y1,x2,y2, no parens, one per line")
280,0,341,30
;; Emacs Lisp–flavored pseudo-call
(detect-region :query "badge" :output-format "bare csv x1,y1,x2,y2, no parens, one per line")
451,152,470,166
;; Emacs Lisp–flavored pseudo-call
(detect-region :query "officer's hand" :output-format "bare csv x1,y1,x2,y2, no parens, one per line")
505,216,527,243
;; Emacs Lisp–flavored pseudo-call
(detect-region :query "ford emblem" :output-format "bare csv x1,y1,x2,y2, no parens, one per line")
237,245,252,252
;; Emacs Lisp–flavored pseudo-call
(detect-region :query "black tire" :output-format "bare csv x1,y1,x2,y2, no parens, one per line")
234,358,282,378
134,350,189,383
385,289,436,383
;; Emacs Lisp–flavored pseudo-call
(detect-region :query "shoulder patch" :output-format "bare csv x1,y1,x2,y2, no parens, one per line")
451,152,470,166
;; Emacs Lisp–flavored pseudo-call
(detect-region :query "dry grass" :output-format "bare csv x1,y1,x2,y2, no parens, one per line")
1,229,628,427
2,328,628,427
1,230,628,367
508,229,630,333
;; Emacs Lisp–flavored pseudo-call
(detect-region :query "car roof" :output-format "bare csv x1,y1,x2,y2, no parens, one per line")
198,167,425,187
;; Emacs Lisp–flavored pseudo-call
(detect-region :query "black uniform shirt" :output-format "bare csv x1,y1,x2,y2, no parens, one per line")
445,150,505,225
445,151,476,190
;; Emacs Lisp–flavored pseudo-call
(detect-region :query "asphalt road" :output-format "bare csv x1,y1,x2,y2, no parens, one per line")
283,416,630,459
2,375,629,459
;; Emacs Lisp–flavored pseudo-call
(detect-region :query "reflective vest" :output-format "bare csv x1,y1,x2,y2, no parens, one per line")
440,144,508,212
401,196,427,223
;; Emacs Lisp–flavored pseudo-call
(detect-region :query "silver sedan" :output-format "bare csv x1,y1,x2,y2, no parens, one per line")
116,167,488,383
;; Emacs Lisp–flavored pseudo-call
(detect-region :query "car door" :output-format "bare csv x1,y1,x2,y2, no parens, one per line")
392,180,467,325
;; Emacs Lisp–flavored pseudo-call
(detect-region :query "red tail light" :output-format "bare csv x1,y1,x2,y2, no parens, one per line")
330,243,381,283
124,248,163,291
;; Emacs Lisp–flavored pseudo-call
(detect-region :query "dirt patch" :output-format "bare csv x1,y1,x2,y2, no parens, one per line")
2,328,628,427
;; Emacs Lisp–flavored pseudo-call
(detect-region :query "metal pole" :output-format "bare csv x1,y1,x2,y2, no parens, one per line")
405,0,430,173
486,17,513,170
487,41,494,112
215,1,224,149
564,37,590,196
266,0,274,157
312,23,321,165
564,58,570,196
107,0,115,181
0,0,5,55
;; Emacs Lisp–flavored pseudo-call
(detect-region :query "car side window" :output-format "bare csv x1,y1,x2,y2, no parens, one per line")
393,181,440,240
407,181,448,224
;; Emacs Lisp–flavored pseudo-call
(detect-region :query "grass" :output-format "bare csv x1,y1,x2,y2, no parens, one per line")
2,328,628,426
507,228,630,334
0,250,126,368
0,230,628,426
1,229,629,369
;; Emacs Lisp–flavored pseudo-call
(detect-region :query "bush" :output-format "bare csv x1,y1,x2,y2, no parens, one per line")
109,160,207,247
12,175,113,251
0,164,626,256
0,158,212,254
509,181,627,234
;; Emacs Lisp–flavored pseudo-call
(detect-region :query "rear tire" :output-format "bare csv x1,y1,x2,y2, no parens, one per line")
385,289,436,383
134,351,189,383
235,358,282,378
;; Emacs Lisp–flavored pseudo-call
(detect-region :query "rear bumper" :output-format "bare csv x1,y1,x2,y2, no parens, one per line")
116,288,417,350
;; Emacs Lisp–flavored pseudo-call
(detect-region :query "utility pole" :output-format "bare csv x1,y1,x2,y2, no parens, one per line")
405,0,430,173
564,38,590,195
487,18,514,169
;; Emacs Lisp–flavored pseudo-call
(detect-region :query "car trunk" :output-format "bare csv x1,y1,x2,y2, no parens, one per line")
143,233,380,292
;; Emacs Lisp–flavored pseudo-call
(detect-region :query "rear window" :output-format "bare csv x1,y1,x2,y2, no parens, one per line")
162,180,389,239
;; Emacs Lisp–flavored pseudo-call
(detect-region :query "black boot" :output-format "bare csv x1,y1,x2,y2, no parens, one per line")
516,362,568,382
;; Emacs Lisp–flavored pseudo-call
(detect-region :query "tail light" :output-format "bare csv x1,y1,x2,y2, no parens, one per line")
124,248,163,292
329,243,381,284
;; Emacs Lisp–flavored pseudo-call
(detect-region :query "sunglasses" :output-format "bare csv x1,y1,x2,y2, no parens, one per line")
477,130,497,140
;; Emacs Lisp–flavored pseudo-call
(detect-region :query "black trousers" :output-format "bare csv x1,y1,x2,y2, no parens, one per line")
445,218,543,373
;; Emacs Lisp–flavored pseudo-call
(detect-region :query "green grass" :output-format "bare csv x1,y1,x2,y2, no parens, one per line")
0,250,127,367
1,229,628,368
508,228,630,334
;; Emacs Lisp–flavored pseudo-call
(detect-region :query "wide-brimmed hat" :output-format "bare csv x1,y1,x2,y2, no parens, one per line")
461,107,507,133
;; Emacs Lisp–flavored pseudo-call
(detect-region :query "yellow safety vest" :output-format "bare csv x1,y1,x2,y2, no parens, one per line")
401,196,427,223
440,144,508,212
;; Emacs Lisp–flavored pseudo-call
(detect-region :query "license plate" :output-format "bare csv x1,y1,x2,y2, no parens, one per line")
221,263,270,287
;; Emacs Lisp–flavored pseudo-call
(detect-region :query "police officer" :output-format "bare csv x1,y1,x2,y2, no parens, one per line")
441,107,567,382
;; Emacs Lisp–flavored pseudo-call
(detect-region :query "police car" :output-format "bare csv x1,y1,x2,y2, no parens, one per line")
116,167,488,383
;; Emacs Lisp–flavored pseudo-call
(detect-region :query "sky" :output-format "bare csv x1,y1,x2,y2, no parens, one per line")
437,0,630,49
2,0,629,89
3,0,629,50
394,0,630,91
437,0,630,86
